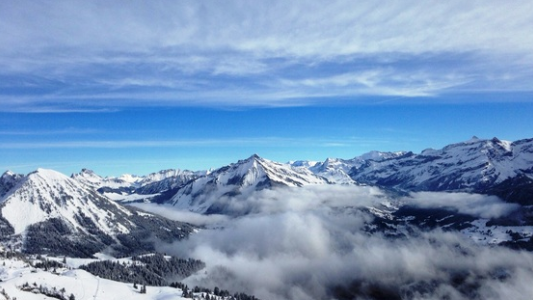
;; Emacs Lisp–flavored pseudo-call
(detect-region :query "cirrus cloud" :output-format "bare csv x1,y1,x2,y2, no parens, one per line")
1,0,532,111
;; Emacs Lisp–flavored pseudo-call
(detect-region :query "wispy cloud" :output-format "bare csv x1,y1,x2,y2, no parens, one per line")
0,136,389,149
278,69,472,97
0,128,100,135
1,0,532,111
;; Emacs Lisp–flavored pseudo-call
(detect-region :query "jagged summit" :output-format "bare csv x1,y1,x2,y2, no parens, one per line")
72,167,203,201
349,136,532,192
0,170,24,198
305,151,408,185
168,153,327,213
231,154,265,168
357,150,408,161
289,160,320,168
248,153,261,160
1,170,16,177
467,136,480,143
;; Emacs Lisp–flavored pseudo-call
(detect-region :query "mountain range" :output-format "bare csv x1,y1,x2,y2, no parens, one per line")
1,136,533,257
1,136,533,300
77,136,532,210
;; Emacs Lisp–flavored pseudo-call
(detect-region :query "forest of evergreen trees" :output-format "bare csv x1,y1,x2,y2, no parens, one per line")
79,252,205,286
80,253,260,299
169,282,260,300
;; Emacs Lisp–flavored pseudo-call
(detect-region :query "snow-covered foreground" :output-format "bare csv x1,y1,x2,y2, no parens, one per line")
0,256,187,300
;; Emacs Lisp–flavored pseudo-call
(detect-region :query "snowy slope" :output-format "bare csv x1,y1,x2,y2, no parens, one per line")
135,169,202,194
304,151,407,184
71,169,138,190
0,256,189,300
168,154,328,213
72,168,203,201
288,160,320,168
0,168,195,257
349,137,533,192
0,168,132,236
0,171,25,198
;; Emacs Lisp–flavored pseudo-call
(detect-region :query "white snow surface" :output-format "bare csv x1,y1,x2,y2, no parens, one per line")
0,168,132,235
73,168,204,190
72,168,203,202
0,256,188,300
461,219,533,246
304,151,407,184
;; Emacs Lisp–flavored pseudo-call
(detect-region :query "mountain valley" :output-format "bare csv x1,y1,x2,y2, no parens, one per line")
1,136,533,299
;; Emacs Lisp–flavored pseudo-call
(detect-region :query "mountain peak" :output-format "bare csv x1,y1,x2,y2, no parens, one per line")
80,168,96,175
247,153,262,161
1,170,15,177
169,154,327,213
0,170,25,198
1,167,134,236
31,168,69,181
463,136,484,144
235,154,266,166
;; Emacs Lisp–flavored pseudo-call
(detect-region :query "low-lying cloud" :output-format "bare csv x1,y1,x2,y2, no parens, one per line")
154,185,532,300
400,191,520,219
131,203,230,226
202,185,388,216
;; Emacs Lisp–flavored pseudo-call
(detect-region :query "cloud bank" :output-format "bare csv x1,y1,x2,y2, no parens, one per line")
401,192,521,219
154,185,531,300
131,203,230,227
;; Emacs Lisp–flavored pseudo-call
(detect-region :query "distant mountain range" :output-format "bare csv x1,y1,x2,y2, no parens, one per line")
305,136,533,204
68,136,533,210
1,136,533,256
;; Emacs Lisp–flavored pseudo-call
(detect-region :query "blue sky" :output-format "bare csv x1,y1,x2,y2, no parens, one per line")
1,1,532,176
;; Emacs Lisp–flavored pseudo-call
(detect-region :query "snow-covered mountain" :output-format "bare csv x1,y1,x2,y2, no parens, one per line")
134,169,202,194
1,137,533,300
3,136,533,231
1,168,133,236
72,168,204,202
0,171,25,198
288,160,320,168
0,168,194,257
301,151,407,185
349,137,533,193
63,137,533,211
71,168,109,190
65,137,533,212
168,154,328,213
